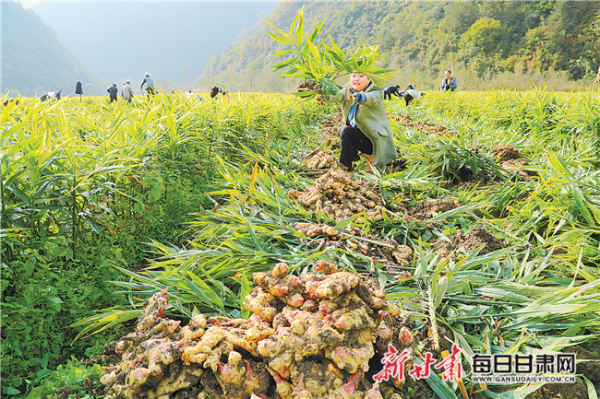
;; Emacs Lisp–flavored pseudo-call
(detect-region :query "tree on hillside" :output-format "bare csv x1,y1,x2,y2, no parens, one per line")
542,1,600,79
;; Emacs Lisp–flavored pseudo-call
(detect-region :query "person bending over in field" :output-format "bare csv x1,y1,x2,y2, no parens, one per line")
317,72,398,172
141,72,156,95
401,85,425,107
3,99,19,107
383,85,401,100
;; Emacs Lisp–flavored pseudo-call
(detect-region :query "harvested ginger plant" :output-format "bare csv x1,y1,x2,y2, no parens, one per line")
287,171,389,222
100,263,419,399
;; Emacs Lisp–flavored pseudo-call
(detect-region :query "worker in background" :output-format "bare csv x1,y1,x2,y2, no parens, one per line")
141,72,156,95
440,70,458,91
383,85,401,100
75,81,83,100
122,80,134,103
401,85,425,106
107,84,118,102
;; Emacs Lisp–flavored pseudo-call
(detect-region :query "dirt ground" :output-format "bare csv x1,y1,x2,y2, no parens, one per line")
321,111,343,150
434,226,508,257
571,344,600,385
525,378,589,399
88,340,122,366
389,113,454,136
408,199,460,221
493,144,537,179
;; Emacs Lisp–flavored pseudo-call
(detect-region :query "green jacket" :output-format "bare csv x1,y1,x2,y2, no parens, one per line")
328,83,398,170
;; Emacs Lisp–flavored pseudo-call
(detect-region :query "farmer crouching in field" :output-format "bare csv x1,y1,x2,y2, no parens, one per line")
318,72,397,172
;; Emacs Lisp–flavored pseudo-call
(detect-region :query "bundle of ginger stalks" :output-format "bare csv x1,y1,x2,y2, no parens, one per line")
99,262,419,399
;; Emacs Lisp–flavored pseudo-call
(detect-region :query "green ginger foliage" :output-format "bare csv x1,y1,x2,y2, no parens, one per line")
264,5,397,99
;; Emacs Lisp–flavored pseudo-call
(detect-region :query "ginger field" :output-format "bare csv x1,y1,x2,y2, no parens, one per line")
1,91,599,399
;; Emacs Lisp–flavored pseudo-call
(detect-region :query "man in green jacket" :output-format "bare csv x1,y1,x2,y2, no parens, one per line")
319,72,398,171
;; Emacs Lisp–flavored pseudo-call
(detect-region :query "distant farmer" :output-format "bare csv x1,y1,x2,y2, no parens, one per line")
209,86,220,99
45,90,61,101
440,70,457,91
401,86,425,107
383,85,401,100
3,99,18,107
186,90,202,101
595,66,600,83
122,80,134,103
75,81,83,101
141,72,156,95
317,72,398,171
107,84,118,102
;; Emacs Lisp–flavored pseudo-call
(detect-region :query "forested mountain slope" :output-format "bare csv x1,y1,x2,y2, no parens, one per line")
2,1,105,97
203,0,600,91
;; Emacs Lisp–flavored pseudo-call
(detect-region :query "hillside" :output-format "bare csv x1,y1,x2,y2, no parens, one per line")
32,1,278,88
1,1,105,97
203,0,600,91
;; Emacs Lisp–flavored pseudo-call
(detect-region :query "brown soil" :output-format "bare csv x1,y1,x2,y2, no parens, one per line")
321,110,343,150
402,378,436,399
493,144,522,162
434,226,508,257
493,144,538,178
571,345,600,385
387,158,408,173
89,340,122,366
56,387,71,399
323,127,341,150
414,324,454,355
408,199,460,221
524,378,589,399
322,110,343,128
389,113,454,136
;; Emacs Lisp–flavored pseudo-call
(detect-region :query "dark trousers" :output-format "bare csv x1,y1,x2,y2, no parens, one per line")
109,96,117,102
338,125,373,171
